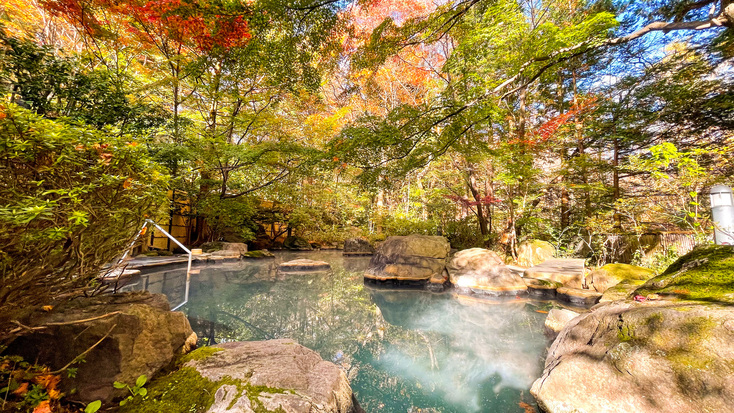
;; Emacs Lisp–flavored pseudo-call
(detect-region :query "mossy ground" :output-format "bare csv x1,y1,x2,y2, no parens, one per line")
634,245,734,303
120,346,289,413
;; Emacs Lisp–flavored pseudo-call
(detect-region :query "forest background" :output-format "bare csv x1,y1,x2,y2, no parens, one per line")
0,0,732,313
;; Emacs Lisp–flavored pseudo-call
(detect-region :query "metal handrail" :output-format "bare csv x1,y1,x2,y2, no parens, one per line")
119,219,192,311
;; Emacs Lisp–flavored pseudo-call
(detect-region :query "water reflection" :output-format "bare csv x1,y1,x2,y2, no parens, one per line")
126,251,548,412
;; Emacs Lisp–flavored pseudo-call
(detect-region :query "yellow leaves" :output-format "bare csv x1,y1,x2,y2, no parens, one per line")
42,305,53,312
35,373,60,391
123,178,133,189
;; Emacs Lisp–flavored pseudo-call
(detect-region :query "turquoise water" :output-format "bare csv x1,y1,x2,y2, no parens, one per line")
124,251,550,413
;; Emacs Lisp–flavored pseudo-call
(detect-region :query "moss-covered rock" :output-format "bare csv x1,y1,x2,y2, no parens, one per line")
633,245,734,303
243,250,276,259
283,236,313,251
516,239,555,267
587,263,656,293
201,242,225,252
122,340,362,413
599,279,648,303
531,301,734,413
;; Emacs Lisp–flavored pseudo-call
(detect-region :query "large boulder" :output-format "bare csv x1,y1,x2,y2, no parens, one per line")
447,248,527,296
5,292,196,403
586,263,656,293
343,238,375,256
531,301,734,413
120,340,363,413
516,240,555,267
283,236,313,251
364,235,451,282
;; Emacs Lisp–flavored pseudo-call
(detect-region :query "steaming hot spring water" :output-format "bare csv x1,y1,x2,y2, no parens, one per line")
122,251,555,412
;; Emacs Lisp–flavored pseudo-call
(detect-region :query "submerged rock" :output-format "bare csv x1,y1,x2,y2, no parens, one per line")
343,238,375,256
586,263,656,293
447,248,527,296
278,259,331,272
122,340,362,413
516,239,555,267
364,235,450,282
531,301,734,413
5,292,196,403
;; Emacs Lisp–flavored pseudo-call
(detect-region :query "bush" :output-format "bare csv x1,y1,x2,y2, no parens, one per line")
0,103,167,334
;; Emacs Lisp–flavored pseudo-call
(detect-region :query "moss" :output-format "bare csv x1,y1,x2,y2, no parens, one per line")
118,367,218,413
661,316,717,373
119,366,292,413
179,346,223,363
634,245,734,303
121,345,293,413
599,263,655,281
243,250,275,259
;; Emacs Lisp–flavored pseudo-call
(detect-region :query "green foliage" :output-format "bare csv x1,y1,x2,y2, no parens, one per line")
198,196,258,242
0,103,168,326
84,400,102,413
0,353,64,411
114,374,148,406
0,31,166,131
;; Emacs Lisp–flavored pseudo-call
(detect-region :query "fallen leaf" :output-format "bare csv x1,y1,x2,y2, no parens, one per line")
535,310,548,314
13,382,29,396
519,401,536,413
42,305,53,312
33,400,51,413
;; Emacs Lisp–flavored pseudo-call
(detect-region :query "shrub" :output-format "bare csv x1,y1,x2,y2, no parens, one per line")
0,103,167,336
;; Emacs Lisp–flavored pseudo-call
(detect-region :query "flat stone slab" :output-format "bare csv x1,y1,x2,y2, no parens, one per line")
557,287,602,307
523,258,586,288
278,259,331,272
